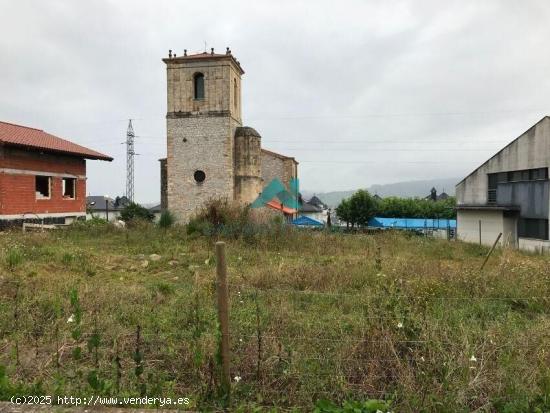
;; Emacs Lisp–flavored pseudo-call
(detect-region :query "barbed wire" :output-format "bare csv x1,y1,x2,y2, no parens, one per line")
227,284,550,301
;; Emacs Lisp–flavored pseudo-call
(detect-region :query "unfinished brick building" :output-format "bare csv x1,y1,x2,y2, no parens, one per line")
159,48,298,223
0,121,112,227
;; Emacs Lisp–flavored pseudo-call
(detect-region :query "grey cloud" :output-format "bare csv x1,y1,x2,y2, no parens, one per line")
1,0,550,201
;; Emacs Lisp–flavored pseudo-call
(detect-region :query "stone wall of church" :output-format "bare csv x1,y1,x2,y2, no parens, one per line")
234,127,262,204
167,115,235,222
165,56,242,122
261,150,298,192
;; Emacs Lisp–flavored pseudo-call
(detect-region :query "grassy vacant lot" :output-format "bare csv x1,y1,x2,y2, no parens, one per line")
1,223,550,412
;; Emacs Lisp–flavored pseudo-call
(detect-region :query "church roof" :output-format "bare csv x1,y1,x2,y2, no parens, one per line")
261,148,297,163
162,49,244,74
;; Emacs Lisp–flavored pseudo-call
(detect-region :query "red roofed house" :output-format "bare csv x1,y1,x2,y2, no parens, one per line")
0,121,112,228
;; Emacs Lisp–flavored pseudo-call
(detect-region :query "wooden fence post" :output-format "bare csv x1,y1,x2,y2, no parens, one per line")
215,241,231,396
480,232,502,270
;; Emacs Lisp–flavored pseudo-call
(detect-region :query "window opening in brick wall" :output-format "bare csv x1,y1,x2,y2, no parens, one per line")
36,175,51,199
62,177,76,199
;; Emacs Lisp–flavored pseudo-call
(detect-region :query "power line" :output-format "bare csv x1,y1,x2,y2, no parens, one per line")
298,160,482,164
55,106,550,128
266,148,498,152
247,108,550,121
126,120,135,202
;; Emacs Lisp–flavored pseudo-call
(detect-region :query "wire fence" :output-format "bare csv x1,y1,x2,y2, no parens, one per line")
1,240,550,410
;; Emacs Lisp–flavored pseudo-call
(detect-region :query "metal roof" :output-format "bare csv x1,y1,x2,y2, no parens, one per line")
292,216,324,226
369,217,457,229
456,116,550,187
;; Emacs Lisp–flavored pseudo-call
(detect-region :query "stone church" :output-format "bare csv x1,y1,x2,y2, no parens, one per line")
159,48,298,222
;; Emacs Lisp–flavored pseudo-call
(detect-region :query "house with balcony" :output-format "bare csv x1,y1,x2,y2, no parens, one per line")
456,116,550,252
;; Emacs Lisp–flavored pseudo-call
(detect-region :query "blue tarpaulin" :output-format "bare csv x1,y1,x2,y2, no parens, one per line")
292,216,324,227
368,217,456,229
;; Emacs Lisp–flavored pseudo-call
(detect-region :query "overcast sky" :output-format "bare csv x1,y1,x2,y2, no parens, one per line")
2,0,550,202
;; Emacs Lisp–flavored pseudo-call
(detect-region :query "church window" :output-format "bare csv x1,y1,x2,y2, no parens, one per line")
194,73,205,100
194,170,206,183
234,78,238,111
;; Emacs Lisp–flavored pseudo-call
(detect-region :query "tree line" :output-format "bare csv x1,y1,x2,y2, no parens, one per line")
335,190,456,228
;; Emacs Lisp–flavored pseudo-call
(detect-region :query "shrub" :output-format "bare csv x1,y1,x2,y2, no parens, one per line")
187,198,252,238
119,202,154,223
158,210,175,229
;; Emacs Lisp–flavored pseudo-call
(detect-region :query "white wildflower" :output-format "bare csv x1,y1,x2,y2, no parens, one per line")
397,322,403,329
67,314,75,323
470,355,477,362
234,375,241,383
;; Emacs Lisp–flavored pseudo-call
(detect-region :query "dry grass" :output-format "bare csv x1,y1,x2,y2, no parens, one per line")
1,224,550,411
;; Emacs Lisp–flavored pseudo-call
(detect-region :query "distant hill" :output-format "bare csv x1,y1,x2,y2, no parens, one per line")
305,177,459,208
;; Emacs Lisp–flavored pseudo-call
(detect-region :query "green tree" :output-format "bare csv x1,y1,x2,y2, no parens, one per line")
335,198,352,228
377,196,456,219
336,190,378,228
349,190,378,227
119,202,154,222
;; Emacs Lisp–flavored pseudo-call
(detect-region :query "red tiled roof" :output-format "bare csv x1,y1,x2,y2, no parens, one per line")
0,121,113,161
266,199,297,215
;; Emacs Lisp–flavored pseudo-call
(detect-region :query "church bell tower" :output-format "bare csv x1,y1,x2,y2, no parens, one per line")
163,47,245,222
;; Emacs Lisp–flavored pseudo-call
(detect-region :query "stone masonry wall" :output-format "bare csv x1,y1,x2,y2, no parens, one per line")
261,151,297,192
166,57,242,122
234,127,262,204
167,115,235,222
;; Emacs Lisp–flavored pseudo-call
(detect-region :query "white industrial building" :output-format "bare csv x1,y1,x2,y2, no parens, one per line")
456,116,550,252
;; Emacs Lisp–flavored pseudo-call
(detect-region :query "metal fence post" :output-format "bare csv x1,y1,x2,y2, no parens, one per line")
215,241,231,396
479,220,482,245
